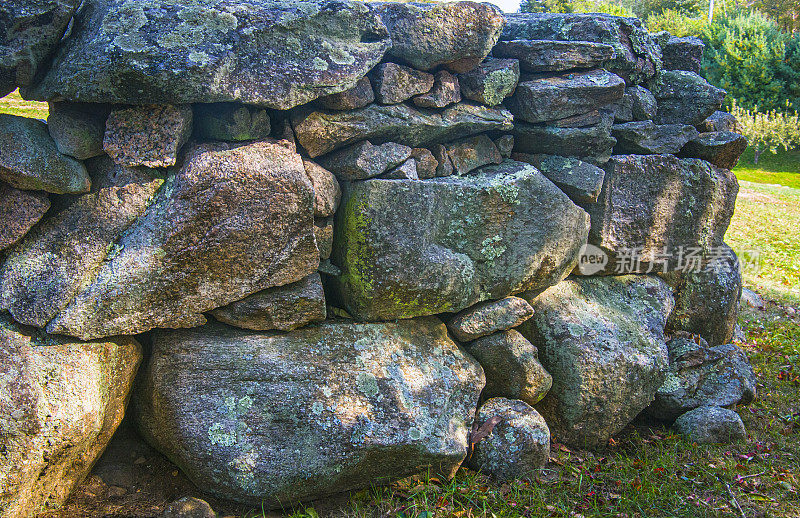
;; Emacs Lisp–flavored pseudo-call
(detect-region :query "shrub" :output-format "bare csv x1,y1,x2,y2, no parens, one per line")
731,101,800,163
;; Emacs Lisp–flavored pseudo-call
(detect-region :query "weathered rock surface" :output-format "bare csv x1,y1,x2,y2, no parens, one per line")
465,330,552,406
193,103,271,142
413,70,461,109
494,135,514,158
316,140,412,181
0,314,141,518
674,406,746,444
432,144,455,177
493,39,614,72
506,69,625,124
697,111,739,133
446,296,534,342
512,153,605,206
519,275,674,448
25,0,391,110
611,85,658,122
468,398,550,481
135,318,484,506
584,155,739,273
210,273,325,331
0,183,50,252
0,114,90,194
315,217,334,261
292,102,514,157
660,35,704,74
43,141,319,339
302,159,341,218
612,121,698,155
315,76,375,111
514,110,616,162
410,148,439,179
650,71,726,126
648,333,756,422
0,0,81,96
161,497,216,518
458,58,520,107
380,158,418,180
370,63,434,105
104,104,193,168
679,131,748,169
47,102,109,160
333,160,590,321
376,1,504,72
501,13,662,85
446,135,503,175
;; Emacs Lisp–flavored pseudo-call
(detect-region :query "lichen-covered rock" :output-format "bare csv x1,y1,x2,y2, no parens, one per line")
135,318,484,506
315,76,375,111
0,314,141,518
161,497,216,518
413,70,461,109
611,85,658,122
43,141,319,340
650,71,726,126
410,148,439,179
660,35,704,74
370,63,434,105
103,104,193,168
376,1,504,72
514,110,616,163
210,272,325,332
467,398,550,481
512,153,605,207
292,102,514,157
193,103,271,142
679,131,748,169
47,102,109,160
446,296,534,342
315,217,334,261
519,275,674,448
506,69,625,124
493,39,614,72
446,135,503,175
648,333,756,422
332,160,590,321
0,183,50,252
465,330,552,406
316,140,412,181
584,155,738,274
380,158,419,180
674,406,746,444
432,143,455,177
457,58,520,107
612,121,698,155
494,135,514,158
501,13,662,85
697,111,739,133
0,114,90,194
25,0,391,110
0,0,81,96
302,159,341,218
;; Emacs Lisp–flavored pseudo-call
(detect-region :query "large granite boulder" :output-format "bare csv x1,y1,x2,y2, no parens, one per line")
0,114,91,194
24,0,391,110
650,71,726,126
612,121,698,155
135,318,484,506
679,131,748,169
584,155,738,274
0,0,81,96
501,13,662,85
519,275,674,448
514,110,616,163
493,39,614,72
0,183,49,252
376,1,504,73
292,102,514,157
332,160,590,321
0,314,141,518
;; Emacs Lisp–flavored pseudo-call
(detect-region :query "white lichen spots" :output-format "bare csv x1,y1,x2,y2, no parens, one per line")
658,372,684,394
224,394,253,417
312,401,324,415
313,57,329,71
322,386,333,398
103,2,149,52
322,40,356,66
189,51,211,66
480,235,506,261
408,427,422,440
356,371,379,398
208,422,237,446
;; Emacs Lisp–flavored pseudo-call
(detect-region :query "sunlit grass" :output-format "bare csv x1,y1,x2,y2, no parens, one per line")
0,89,49,120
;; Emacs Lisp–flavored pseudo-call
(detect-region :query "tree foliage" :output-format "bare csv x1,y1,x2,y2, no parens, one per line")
519,0,633,16
731,101,800,163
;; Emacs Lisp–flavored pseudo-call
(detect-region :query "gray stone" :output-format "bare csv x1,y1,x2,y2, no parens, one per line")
740,288,765,310
161,497,216,518
611,86,657,122
494,135,514,158
370,63,434,105
135,318,484,506
493,39,614,72
661,35,704,74
380,159,419,180
210,273,326,332
446,296,534,342
465,330,552,406
315,76,375,111
376,1,504,72
511,154,605,206
44,141,319,340
457,58,520,107
104,104,193,168
0,114,90,194
697,111,739,133
518,275,674,448
332,160,590,321
292,102,514,157
612,121,698,155
514,110,616,163
413,70,461,109
548,110,604,128
648,333,756,422
506,69,625,124
410,148,439,179
674,406,746,444
302,159,341,218
446,135,503,175
315,217,334,261
24,0,391,110
679,131,748,169
0,183,50,252
432,144,455,177
501,13,662,85
650,71,726,126
193,103,271,142
468,398,550,481
0,314,141,518
316,140,412,181
47,102,110,160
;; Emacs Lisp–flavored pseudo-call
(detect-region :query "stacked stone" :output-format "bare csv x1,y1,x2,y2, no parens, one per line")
0,2,756,516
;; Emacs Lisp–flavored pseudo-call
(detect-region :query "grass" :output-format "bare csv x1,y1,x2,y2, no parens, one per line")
732,148,800,190
0,89,49,120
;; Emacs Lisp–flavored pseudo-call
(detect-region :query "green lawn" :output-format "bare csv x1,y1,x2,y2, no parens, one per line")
733,147,800,189
0,89,49,119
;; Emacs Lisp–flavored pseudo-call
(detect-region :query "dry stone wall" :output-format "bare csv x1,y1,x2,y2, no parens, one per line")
0,1,756,515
